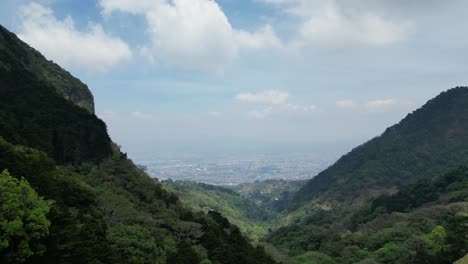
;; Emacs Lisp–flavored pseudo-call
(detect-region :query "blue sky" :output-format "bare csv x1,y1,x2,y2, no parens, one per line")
1,0,468,156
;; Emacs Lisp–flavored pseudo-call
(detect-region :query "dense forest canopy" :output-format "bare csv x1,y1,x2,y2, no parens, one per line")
266,166,468,263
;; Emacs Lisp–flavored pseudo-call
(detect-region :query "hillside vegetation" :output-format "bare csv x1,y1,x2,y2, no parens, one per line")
164,181,274,242
232,179,306,212
292,87,468,209
0,26,111,164
261,87,468,263
0,25,95,113
267,166,468,263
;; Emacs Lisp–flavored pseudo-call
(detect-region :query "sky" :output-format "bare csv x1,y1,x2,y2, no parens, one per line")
1,0,468,157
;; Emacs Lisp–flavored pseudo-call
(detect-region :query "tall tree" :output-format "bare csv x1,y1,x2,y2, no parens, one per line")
0,170,52,263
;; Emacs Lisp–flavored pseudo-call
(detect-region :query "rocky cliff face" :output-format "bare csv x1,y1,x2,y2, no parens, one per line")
0,25,94,113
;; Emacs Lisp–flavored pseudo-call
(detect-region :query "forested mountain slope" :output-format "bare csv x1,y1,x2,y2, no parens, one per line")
232,179,306,212
266,165,468,263
0,25,94,113
164,181,274,242
292,87,468,209
0,25,275,264
0,25,110,163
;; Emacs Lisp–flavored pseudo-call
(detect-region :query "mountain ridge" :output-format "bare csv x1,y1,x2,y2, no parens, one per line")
291,86,468,209
0,25,94,113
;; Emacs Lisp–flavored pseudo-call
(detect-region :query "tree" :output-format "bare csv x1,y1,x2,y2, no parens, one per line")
0,170,52,263
294,251,336,264
107,224,166,264
446,213,468,260
173,222,204,243
426,225,448,254
371,242,413,264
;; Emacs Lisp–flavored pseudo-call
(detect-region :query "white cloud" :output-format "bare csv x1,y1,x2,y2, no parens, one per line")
235,25,283,51
335,98,409,111
261,0,293,3
236,91,316,119
208,111,222,118
99,110,119,122
140,0,237,73
99,110,157,123
297,6,408,46
286,103,317,112
248,107,274,119
131,111,157,121
336,100,358,109
365,99,397,110
235,91,289,105
17,3,132,73
99,0,161,16
100,0,281,73
262,0,411,48
246,103,317,119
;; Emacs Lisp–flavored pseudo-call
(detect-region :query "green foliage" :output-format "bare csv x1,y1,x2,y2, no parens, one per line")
231,179,306,212
426,226,448,254
0,67,112,163
167,241,200,264
0,170,52,263
446,212,468,259
294,251,336,264
267,166,468,264
0,27,112,163
76,154,277,264
371,242,413,264
0,139,122,263
454,254,468,264
0,134,277,263
0,25,94,113
292,87,468,208
164,180,273,241
199,211,277,264
107,224,166,264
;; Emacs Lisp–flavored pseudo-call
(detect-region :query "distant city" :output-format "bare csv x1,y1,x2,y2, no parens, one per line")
134,152,339,185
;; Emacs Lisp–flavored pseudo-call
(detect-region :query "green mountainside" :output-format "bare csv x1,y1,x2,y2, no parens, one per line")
0,25,275,264
292,87,468,209
0,25,94,113
259,87,468,263
0,25,110,164
231,179,306,212
164,180,311,264
164,181,273,242
266,166,468,263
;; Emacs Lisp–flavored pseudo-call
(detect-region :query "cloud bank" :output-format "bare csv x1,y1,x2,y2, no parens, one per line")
18,3,132,73
236,91,316,119
100,0,281,73
263,0,411,48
